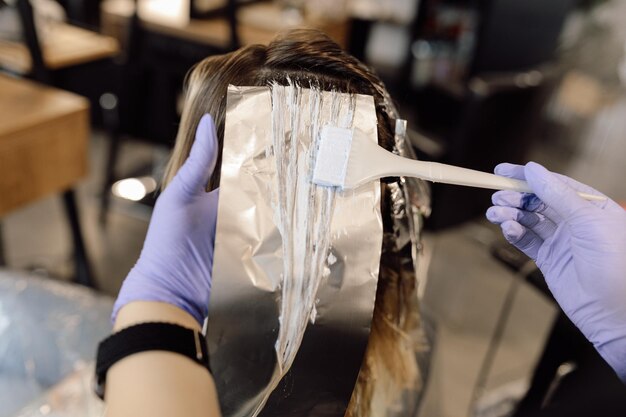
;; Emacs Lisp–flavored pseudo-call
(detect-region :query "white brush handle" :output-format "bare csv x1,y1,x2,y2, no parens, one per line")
385,157,606,202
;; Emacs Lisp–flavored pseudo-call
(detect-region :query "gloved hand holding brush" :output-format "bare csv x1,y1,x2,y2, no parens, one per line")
487,162,626,381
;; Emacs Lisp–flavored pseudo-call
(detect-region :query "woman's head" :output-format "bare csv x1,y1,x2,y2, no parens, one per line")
163,29,397,190
164,29,428,414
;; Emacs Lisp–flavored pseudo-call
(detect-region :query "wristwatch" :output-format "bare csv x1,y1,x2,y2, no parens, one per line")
94,322,211,399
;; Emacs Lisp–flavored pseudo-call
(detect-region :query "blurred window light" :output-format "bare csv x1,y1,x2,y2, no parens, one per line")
112,177,158,202
349,0,417,24
138,0,190,26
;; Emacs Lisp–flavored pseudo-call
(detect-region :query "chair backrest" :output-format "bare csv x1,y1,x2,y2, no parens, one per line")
469,0,576,76
190,0,253,50
55,0,102,28
15,0,51,82
117,3,241,144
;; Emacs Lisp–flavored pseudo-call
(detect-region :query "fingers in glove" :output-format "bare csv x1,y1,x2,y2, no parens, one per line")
500,220,542,261
524,162,605,220
495,163,526,180
517,210,557,240
487,206,557,240
486,205,513,225
496,162,610,212
524,162,609,211
175,114,219,193
497,162,605,200
492,190,562,222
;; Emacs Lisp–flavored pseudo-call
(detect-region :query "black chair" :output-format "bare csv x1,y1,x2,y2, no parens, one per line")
470,0,576,75
13,0,120,126
55,0,102,28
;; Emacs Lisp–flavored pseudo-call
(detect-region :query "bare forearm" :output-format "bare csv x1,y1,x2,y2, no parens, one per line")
104,302,222,417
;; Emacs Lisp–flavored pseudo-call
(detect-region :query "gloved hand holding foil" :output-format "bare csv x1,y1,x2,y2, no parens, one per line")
112,114,219,325
486,161,626,380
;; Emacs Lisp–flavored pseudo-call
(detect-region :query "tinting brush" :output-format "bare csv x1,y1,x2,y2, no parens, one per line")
312,125,606,201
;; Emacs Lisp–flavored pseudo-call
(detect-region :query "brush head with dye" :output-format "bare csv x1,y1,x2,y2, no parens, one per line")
312,126,354,187
313,124,386,190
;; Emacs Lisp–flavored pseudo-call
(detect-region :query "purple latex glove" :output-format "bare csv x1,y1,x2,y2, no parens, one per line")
112,114,219,324
486,162,626,380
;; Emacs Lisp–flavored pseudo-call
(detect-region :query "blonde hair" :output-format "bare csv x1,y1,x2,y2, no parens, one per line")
165,29,428,415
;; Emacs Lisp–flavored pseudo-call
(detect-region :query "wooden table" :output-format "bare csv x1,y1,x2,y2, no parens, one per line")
0,23,119,74
101,0,348,49
0,74,89,214
0,74,93,286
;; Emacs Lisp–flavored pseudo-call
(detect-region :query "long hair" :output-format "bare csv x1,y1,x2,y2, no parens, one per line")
164,29,428,416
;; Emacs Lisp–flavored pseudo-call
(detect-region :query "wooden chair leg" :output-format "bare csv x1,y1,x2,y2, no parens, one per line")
62,189,96,288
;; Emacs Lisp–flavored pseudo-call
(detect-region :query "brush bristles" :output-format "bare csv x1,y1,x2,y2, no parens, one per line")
312,126,353,187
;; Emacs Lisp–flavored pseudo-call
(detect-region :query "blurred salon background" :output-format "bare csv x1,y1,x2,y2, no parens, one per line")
0,0,625,416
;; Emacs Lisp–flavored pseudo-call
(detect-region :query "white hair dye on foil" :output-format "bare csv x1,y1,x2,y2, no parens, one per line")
208,83,383,417
269,82,356,377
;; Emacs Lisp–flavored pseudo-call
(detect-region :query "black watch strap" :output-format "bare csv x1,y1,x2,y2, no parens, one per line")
95,322,211,399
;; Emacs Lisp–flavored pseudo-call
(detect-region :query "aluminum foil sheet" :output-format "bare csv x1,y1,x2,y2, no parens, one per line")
208,84,384,417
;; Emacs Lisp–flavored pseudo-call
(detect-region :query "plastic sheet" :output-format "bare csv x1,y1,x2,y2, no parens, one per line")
0,269,112,417
12,364,103,417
